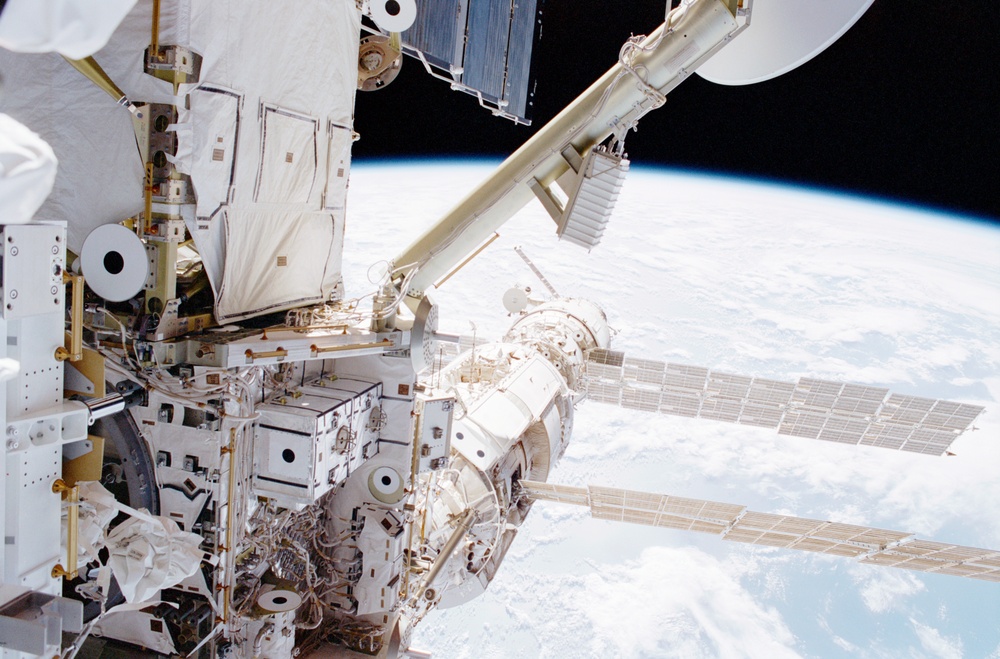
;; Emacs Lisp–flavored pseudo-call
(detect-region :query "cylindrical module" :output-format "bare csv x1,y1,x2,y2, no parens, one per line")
412,298,611,608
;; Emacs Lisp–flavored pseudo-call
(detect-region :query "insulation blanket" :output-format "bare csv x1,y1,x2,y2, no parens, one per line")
0,0,360,321
78,480,210,604
0,114,57,225
106,514,205,603
216,207,343,318
0,0,137,59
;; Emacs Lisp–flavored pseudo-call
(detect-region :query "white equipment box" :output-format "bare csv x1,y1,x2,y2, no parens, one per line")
254,376,382,507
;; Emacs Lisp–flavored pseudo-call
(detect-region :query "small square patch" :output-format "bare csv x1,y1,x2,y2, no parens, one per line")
285,152,294,163
212,148,225,162
277,255,288,267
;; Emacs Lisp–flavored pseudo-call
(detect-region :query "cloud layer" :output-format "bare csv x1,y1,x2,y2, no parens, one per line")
345,164,1000,658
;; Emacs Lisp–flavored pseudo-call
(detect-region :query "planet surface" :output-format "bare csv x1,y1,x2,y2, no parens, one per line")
342,161,1000,658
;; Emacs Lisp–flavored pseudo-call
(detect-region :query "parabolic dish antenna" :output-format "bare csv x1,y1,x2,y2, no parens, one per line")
697,0,875,85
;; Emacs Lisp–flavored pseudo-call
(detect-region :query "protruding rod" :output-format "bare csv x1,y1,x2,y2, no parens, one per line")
62,55,144,118
416,508,477,600
84,393,127,423
514,246,559,298
151,0,161,57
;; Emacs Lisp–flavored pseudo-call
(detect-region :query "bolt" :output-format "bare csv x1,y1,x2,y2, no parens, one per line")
9,246,17,256
50,286,58,295
7,426,18,438
51,245,59,254
6,439,18,450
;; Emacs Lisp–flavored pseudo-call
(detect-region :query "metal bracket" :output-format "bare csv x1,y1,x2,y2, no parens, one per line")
145,45,203,85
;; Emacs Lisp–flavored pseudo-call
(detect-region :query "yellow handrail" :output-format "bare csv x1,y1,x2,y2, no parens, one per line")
51,479,80,580
55,271,84,363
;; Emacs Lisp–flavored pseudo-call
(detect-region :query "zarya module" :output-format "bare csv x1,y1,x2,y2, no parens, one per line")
0,1,995,658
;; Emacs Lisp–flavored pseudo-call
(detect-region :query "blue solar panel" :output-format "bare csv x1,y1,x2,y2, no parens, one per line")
402,0,468,71
401,0,540,122
504,0,538,118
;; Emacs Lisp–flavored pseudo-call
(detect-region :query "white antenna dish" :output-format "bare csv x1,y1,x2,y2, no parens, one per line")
697,0,875,85
502,287,529,314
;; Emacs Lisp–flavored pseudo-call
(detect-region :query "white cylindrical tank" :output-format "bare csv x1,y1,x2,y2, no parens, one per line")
412,299,609,608
504,298,612,388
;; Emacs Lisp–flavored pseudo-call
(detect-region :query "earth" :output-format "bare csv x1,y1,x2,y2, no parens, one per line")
342,161,1000,659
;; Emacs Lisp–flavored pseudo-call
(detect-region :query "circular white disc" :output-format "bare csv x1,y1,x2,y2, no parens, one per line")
257,589,302,613
503,287,528,314
80,224,148,301
697,0,875,85
369,0,416,33
369,466,405,504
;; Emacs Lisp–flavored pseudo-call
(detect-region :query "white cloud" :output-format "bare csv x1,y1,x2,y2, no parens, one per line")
818,616,861,654
852,568,926,614
910,618,963,659
414,546,801,659
579,547,799,659
353,165,1000,658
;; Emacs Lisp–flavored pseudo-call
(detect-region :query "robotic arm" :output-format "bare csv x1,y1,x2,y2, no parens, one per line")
390,0,749,304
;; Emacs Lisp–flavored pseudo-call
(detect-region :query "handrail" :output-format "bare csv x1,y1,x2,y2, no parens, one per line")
51,479,80,580
55,271,84,363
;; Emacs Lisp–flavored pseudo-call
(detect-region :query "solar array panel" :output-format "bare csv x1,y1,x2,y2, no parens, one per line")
861,540,1000,581
582,349,984,456
400,0,540,122
518,480,1000,582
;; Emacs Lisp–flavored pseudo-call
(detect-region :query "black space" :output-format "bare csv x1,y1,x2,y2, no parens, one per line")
354,2,998,221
